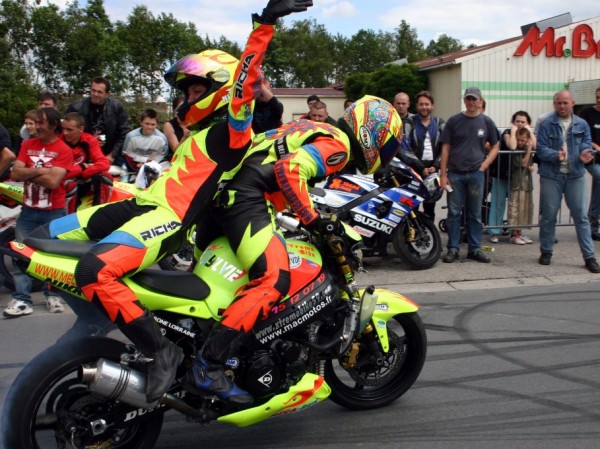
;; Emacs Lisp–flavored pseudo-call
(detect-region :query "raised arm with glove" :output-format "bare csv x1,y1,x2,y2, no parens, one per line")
254,0,313,24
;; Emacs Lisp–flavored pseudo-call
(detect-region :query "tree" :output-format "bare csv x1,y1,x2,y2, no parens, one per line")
156,13,204,67
332,29,394,82
204,35,242,58
426,34,464,57
29,4,68,91
393,20,426,62
116,6,165,101
266,19,335,87
344,63,427,105
62,0,120,95
1,0,39,138
0,34,37,138
0,0,33,61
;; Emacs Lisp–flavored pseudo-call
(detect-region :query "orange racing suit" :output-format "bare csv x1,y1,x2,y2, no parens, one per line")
45,20,273,325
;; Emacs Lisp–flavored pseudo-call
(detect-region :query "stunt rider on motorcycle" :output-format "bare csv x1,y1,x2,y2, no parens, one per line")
33,0,313,407
190,96,403,406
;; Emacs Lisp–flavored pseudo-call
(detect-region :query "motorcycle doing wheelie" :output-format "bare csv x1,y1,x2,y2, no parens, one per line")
310,159,444,269
1,213,427,449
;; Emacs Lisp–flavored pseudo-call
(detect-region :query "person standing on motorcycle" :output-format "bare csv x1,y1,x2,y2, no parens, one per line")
35,0,313,406
190,96,402,406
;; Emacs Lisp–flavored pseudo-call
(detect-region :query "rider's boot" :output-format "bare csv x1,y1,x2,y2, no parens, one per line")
184,324,253,408
120,312,184,404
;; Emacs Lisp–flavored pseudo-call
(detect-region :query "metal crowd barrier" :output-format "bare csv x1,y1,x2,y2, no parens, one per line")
483,149,596,232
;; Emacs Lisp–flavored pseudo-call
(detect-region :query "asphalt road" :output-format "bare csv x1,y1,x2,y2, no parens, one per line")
1,281,598,449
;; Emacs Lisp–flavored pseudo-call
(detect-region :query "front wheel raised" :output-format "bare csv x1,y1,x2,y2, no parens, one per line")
1,337,163,449
393,215,442,269
325,312,427,410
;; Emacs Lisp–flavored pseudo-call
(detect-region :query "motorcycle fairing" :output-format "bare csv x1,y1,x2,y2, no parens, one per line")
217,373,331,427
325,173,378,195
0,180,137,209
10,232,330,323
285,239,322,295
369,288,419,352
9,241,86,297
0,181,24,205
319,173,426,235
253,271,338,345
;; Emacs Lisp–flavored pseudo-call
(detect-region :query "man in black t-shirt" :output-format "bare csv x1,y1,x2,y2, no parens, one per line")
439,87,499,263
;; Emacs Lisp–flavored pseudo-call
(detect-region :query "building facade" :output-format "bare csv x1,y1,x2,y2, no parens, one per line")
416,14,600,127
270,87,347,124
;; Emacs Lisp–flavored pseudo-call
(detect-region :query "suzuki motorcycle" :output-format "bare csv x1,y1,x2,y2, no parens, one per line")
310,159,443,269
1,213,426,449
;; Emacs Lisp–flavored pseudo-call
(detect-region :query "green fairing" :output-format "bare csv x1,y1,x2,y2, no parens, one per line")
217,373,331,427
24,252,84,298
0,181,25,204
20,234,325,321
369,288,419,352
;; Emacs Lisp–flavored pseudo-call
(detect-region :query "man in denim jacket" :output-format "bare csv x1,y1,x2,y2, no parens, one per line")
536,90,600,272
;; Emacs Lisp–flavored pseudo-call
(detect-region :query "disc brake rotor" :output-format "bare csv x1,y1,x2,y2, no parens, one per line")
343,330,407,387
410,229,433,254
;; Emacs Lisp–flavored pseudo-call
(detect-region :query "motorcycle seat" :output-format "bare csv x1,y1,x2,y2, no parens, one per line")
23,237,210,301
131,269,211,301
24,237,96,258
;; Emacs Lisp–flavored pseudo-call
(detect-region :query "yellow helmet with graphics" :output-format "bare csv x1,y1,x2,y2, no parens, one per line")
164,50,239,129
337,95,403,175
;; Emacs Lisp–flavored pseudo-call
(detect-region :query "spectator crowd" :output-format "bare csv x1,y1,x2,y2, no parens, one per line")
1,77,600,321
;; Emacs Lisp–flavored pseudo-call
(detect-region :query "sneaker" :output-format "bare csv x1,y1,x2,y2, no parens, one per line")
521,235,533,244
3,299,33,318
510,235,527,245
45,296,64,313
585,258,600,273
489,235,499,243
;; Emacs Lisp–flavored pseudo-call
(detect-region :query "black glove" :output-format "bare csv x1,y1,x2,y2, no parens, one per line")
308,216,343,236
257,0,313,25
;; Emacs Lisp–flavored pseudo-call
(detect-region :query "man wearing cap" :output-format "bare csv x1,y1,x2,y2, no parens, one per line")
439,86,500,263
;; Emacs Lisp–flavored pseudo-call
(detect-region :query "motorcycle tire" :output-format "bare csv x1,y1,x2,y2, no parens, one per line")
438,218,447,232
0,226,45,292
392,215,442,270
325,312,427,410
1,337,163,449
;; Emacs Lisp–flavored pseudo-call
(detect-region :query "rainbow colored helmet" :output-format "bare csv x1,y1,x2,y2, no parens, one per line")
338,95,402,175
164,50,239,129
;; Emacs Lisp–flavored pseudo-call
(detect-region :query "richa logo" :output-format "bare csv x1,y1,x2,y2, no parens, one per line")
514,24,600,58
